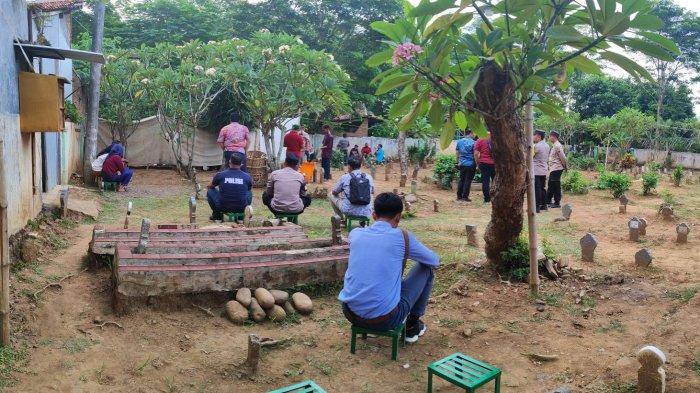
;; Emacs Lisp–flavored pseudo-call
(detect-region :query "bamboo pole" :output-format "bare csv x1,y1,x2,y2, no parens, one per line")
524,102,540,296
0,140,10,345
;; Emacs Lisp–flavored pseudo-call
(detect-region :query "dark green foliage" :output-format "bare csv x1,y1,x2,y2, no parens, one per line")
64,100,83,124
499,237,555,282
568,153,597,170
597,171,632,198
331,150,345,170
562,170,591,194
641,172,659,195
672,165,684,184
368,121,398,138
432,154,457,190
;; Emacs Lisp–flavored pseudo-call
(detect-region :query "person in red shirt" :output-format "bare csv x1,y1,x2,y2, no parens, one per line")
361,143,372,157
100,144,133,192
283,124,305,160
474,132,495,203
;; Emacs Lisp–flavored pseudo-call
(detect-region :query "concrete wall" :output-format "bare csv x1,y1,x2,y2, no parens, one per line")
309,134,439,158
0,0,45,235
633,149,700,169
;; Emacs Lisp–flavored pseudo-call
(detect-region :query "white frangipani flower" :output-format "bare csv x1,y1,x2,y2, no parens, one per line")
194,65,204,73
140,78,150,84
296,37,304,45
278,44,290,54
205,67,217,76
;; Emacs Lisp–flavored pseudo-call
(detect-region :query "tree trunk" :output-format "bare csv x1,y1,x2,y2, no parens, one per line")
81,1,105,184
263,128,276,171
474,62,528,263
524,102,539,295
398,131,408,187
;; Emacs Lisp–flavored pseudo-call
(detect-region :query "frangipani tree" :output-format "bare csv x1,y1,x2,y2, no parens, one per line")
368,0,679,262
139,41,226,178
220,31,351,169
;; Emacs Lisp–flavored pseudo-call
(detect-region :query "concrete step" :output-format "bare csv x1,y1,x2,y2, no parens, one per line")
93,224,304,239
138,238,335,254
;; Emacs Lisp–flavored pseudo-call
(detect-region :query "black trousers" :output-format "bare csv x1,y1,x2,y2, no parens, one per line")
478,163,495,202
547,170,563,205
535,175,547,210
261,190,311,215
457,165,476,200
321,156,331,180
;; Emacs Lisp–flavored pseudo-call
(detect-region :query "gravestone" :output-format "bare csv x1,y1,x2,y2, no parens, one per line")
579,233,598,262
635,248,653,267
629,218,641,242
465,225,478,247
659,205,674,221
124,201,133,229
676,223,690,244
410,180,417,194
331,215,342,245
637,345,666,393
135,218,151,254
433,199,439,213
555,203,573,222
619,194,629,214
639,217,648,236
188,196,197,224
59,188,70,218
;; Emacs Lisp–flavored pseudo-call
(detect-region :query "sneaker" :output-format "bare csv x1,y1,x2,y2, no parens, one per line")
548,203,561,208
405,319,426,343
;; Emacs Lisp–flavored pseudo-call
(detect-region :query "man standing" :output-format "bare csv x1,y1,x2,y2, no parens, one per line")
546,131,568,208
474,132,495,203
207,153,253,221
262,153,311,215
455,130,476,202
217,113,250,172
283,124,305,161
338,193,439,343
533,130,550,213
330,156,374,220
337,133,350,164
375,144,385,165
320,125,334,181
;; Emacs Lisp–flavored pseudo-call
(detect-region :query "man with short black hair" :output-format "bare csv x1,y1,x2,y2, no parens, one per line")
338,192,439,343
320,125,334,180
283,124,305,160
533,130,550,213
330,156,374,220
455,130,476,201
207,152,253,221
263,153,311,214
217,113,250,172
547,131,568,208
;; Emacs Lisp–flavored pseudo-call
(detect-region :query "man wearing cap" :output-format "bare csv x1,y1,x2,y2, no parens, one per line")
283,124,305,161
263,153,312,215
533,130,550,213
207,152,253,221
546,131,568,208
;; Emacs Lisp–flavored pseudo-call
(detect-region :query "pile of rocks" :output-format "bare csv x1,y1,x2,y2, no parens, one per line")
225,288,313,324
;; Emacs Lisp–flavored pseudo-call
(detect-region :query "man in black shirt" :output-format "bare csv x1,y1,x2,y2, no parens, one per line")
207,153,253,221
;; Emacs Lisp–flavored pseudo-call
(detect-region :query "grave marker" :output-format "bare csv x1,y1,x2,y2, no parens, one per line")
555,203,573,222
433,200,439,213
676,223,690,244
659,205,674,221
635,248,653,267
124,201,133,229
637,346,666,393
411,180,417,194
619,194,629,214
629,218,641,242
639,217,648,236
579,233,597,262
135,218,151,254
465,225,478,247
189,197,197,224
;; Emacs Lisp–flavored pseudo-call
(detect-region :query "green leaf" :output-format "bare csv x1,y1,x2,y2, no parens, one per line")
365,48,394,67
398,99,422,131
370,21,403,42
409,0,457,17
601,13,630,35
567,55,601,74
534,101,562,118
439,119,455,150
637,32,680,56
425,12,473,37
454,111,467,130
546,25,585,42
428,100,445,131
388,92,418,119
628,13,663,30
622,38,676,62
460,67,480,97
375,74,413,95
600,51,653,82
466,112,487,137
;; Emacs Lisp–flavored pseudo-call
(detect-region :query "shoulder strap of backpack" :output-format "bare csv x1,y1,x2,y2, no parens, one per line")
401,229,409,274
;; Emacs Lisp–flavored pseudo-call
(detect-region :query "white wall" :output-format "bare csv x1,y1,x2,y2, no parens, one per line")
309,134,439,158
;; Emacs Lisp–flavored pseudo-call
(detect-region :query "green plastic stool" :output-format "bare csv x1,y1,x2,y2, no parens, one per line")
350,322,406,361
224,212,245,223
274,213,299,224
102,181,119,192
345,215,370,231
427,352,501,393
267,380,326,393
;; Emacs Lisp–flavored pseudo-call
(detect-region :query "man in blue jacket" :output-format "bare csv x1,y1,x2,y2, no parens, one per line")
206,152,252,221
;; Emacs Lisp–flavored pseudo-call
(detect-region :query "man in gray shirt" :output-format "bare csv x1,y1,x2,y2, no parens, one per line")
336,133,350,164
533,130,550,213
262,154,311,214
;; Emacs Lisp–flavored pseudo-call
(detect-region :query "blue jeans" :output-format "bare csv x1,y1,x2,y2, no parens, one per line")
344,263,434,331
207,188,252,219
223,151,247,172
103,168,133,186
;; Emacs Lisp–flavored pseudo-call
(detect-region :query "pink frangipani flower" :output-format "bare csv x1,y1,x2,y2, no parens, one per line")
392,42,423,65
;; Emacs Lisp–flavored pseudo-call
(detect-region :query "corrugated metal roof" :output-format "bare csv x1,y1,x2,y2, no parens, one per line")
15,42,105,63
28,0,84,12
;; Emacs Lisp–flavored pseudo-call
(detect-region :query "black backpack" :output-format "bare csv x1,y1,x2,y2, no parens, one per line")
348,173,371,205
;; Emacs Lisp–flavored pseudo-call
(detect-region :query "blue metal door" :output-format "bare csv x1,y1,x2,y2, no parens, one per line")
41,132,61,192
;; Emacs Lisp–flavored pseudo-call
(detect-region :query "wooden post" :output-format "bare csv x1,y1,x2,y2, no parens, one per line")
59,187,70,218
246,334,262,375
433,199,439,212
188,197,196,224
331,215,342,245
525,102,540,296
0,140,10,345
135,218,150,254
123,201,132,229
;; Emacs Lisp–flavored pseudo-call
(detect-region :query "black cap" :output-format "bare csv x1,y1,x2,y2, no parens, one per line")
285,152,300,167
549,131,560,139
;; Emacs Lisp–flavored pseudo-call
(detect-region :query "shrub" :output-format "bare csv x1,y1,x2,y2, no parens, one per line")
619,153,637,169
330,150,345,170
568,155,597,171
597,171,631,198
499,237,556,282
672,165,683,186
647,161,663,173
562,170,591,194
433,154,457,189
641,172,659,196
64,100,84,124
660,189,675,205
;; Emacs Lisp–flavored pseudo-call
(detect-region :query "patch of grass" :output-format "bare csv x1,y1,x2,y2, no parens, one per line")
528,312,552,323
0,345,28,388
472,321,488,333
537,291,562,307
284,362,303,377
131,357,151,376
46,232,69,250
29,262,44,276
308,358,333,376
289,281,342,298
595,319,625,334
63,337,96,354
692,358,700,377
438,318,463,328
607,382,636,393
276,312,301,326
579,295,597,308
666,286,699,303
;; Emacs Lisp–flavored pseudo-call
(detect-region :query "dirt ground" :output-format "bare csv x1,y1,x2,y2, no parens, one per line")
5,164,699,393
